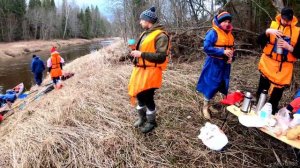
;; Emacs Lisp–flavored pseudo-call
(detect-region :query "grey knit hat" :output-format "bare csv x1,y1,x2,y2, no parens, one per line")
140,7,158,24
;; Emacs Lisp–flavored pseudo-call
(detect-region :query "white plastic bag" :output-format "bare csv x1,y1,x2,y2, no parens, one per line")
275,107,291,129
238,114,266,127
272,107,291,135
198,122,228,151
289,114,300,128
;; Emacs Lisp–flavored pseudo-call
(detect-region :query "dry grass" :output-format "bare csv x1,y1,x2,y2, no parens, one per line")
0,39,298,167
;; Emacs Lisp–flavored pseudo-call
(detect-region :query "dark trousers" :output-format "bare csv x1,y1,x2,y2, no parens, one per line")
34,72,43,86
137,89,156,111
256,75,284,114
52,77,61,85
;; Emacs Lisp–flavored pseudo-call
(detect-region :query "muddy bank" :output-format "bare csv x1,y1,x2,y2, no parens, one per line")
0,38,115,59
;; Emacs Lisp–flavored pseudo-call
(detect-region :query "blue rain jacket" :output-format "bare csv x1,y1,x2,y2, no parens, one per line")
0,91,17,106
196,17,232,100
31,56,45,74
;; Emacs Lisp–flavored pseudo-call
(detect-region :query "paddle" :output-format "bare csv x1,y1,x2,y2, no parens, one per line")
18,84,54,110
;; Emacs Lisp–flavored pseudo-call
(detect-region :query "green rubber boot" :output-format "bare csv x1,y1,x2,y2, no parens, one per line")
141,110,157,133
133,105,146,128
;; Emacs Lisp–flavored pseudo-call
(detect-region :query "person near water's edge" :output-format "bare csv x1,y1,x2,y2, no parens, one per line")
31,55,45,86
256,7,300,114
47,47,65,89
128,6,170,133
196,11,235,120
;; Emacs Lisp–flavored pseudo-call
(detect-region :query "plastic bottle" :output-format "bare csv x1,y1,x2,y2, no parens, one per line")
259,103,272,120
256,90,268,114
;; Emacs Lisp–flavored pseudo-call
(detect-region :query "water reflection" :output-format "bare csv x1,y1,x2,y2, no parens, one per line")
0,39,112,93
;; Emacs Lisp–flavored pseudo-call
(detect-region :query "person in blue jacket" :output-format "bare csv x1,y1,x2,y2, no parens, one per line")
0,90,17,108
196,11,235,119
31,55,45,86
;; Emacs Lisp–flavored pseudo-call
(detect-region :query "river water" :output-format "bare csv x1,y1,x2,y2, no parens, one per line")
0,39,113,93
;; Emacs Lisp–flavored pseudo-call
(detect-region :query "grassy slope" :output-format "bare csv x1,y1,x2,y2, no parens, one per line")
0,40,298,167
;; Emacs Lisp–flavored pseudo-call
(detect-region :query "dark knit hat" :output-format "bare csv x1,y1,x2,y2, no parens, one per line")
140,7,158,24
217,12,232,24
281,7,294,21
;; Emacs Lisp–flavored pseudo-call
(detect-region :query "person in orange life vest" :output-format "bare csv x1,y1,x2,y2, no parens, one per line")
196,11,234,119
256,7,300,114
47,46,65,87
128,6,170,133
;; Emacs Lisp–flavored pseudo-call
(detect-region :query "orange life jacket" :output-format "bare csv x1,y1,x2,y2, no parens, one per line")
128,29,170,104
135,29,170,71
210,21,234,59
50,52,63,78
258,15,300,87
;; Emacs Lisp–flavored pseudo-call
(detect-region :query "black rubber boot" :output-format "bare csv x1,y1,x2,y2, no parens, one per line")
133,106,146,128
141,113,157,133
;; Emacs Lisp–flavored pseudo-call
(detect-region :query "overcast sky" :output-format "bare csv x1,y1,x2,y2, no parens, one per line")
75,0,106,8
55,0,113,19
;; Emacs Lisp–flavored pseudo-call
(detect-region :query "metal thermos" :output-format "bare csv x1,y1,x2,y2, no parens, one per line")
276,38,283,54
256,90,268,114
241,92,252,113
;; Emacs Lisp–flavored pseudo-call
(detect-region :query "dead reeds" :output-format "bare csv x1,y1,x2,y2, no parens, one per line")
0,39,298,167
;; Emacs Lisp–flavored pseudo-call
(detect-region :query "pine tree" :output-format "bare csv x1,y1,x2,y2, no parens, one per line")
50,0,55,8
11,0,26,40
29,0,41,9
11,0,26,17
42,0,51,10
94,6,101,37
83,7,92,39
77,9,85,37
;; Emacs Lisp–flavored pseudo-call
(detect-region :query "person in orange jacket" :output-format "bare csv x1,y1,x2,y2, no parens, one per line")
47,47,65,88
128,7,170,133
256,8,300,114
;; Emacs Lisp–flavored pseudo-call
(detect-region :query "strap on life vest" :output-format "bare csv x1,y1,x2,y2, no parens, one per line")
136,30,170,70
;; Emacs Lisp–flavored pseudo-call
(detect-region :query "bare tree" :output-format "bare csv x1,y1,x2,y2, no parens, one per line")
62,0,71,39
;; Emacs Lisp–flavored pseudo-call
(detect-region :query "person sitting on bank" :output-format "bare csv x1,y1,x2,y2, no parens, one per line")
0,90,17,112
47,47,65,89
31,55,45,86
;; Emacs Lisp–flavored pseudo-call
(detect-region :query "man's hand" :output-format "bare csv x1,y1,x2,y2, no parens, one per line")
277,38,294,52
224,50,233,57
266,28,283,37
130,50,142,58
